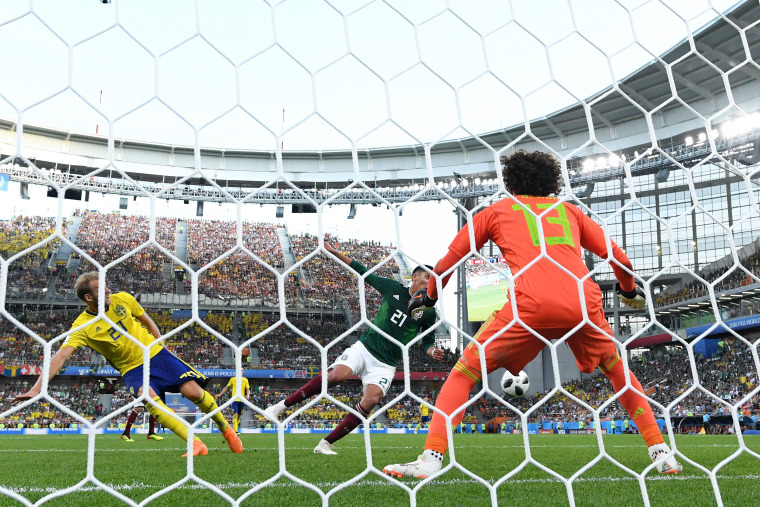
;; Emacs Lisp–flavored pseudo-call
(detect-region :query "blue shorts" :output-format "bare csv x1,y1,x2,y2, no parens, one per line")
231,401,244,414
420,416,430,423
123,349,209,401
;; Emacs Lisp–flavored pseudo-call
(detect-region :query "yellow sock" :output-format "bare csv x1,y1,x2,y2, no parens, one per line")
145,396,194,442
232,414,239,432
194,391,229,432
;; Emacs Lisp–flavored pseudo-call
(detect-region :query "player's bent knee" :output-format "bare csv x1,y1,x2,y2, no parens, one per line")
179,381,204,402
327,365,352,384
135,386,159,400
362,385,384,408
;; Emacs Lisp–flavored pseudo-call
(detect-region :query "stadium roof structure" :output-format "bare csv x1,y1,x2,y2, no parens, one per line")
1,0,759,204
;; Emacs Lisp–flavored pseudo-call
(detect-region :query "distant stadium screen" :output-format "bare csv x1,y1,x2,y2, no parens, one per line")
465,258,510,322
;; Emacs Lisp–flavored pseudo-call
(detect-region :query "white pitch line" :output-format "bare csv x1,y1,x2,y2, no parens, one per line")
0,443,752,453
4,474,760,495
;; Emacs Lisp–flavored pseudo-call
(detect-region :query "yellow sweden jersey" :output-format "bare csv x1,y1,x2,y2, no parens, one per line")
227,376,250,401
420,405,429,416
62,292,163,375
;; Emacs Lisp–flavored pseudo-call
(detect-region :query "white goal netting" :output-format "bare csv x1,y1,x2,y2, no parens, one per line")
1,0,760,505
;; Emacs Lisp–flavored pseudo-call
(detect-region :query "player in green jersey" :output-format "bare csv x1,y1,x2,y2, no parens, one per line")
265,243,445,455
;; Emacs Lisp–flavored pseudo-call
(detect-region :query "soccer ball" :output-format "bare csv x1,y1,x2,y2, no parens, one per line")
501,370,530,398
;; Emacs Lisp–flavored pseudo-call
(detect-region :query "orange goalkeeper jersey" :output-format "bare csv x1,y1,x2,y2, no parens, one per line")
432,195,635,326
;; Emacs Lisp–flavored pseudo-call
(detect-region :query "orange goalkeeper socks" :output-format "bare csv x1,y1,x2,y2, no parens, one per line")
601,356,664,447
425,366,478,455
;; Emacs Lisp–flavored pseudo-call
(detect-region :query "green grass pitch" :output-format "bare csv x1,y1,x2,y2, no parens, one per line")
0,433,758,506
467,281,510,322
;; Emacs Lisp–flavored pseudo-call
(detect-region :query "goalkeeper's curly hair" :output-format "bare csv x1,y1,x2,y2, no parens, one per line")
500,150,562,196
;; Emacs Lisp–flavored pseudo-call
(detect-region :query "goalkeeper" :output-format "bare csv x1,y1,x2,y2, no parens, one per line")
383,150,682,478
12,272,243,458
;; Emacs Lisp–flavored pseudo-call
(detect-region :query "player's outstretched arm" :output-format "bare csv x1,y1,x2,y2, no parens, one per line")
578,212,635,287
578,212,647,309
616,283,647,310
12,346,75,405
425,210,492,301
324,243,352,266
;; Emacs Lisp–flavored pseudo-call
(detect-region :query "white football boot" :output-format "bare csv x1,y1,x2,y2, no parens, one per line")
264,400,286,421
313,438,337,455
648,443,683,475
383,451,443,479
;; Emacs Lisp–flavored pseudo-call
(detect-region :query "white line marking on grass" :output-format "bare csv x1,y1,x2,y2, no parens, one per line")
5,474,760,495
0,443,751,453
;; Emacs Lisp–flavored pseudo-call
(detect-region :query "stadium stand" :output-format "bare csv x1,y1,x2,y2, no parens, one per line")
656,249,760,307
476,340,759,428
2,216,65,299
185,219,290,305
290,233,399,322
2,213,757,432
54,211,176,299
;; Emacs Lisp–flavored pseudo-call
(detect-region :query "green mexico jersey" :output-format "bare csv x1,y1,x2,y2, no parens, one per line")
351,260,437,367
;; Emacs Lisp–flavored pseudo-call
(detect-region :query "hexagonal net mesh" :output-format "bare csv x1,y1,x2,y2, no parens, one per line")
0,0,759,505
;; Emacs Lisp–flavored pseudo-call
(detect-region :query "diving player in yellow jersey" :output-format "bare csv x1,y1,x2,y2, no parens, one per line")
215,375,251,434
12,272,243,457
414,398,431,434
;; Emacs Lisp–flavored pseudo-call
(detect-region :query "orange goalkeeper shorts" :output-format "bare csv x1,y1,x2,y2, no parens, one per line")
458,309,619,378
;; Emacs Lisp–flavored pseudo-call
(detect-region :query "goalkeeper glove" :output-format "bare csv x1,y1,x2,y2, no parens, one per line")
408,289,437,318
616,282,646,310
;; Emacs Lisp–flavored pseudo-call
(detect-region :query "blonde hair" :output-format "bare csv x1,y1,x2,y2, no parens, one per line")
74,271,99,302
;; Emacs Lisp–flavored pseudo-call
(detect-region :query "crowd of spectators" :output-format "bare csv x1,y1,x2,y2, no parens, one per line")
1,305,454,373
243,311,457,372
0,378,110,428
56,211,177,299
186,219,291,305
656,250,760,307
148,310,231,368
367,383,478,427
466,260,509,278
476,341,759,424
248,314,348,369
0,309,94,366
2,216,65,298
290,233,400,323
2,340,756,429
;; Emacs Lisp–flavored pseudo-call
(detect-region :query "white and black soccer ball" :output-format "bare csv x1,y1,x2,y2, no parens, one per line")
501,369,530,398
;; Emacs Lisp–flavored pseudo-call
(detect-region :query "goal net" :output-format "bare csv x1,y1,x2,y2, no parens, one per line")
1,0,759,505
